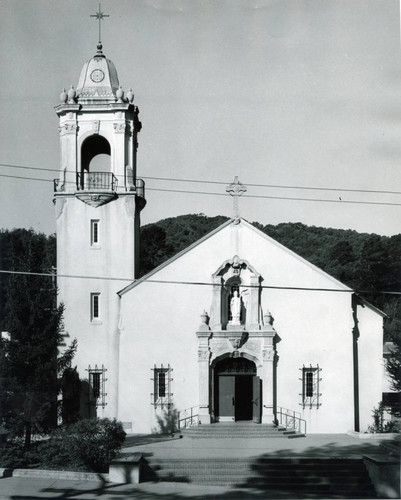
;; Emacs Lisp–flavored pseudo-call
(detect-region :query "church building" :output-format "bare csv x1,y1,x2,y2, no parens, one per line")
54,41,385,435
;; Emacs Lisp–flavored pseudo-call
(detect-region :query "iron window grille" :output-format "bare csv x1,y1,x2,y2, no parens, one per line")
299,365,322,409
87,364,107,407
151,364,173,408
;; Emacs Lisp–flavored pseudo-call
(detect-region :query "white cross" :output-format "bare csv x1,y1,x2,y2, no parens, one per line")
226,176,247,221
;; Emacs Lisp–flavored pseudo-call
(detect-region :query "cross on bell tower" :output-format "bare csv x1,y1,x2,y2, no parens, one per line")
90,4,109,48
226,176,247,222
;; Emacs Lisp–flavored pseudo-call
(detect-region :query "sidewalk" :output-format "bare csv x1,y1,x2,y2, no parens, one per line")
0,476,249,500
121,432,395,459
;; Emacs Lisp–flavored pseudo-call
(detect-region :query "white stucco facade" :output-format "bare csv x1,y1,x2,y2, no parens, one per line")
116,220,384,434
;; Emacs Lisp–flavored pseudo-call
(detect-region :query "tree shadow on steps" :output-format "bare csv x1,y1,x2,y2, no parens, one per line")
8,438,399,500
236,439,399,499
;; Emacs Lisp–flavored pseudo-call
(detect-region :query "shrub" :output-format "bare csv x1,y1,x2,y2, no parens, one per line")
368,402,400,433
154,405,179,434
35,432,85,470
0,439,27,468
0,418,126,472
63,418,126,472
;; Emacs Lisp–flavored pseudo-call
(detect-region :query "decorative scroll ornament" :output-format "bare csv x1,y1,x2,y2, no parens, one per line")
64,123,78,134
198,349,210,361
263,349,275,361
114,122,126,134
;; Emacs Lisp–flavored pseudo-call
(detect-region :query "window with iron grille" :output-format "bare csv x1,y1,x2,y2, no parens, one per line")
300,365,322,409
87,365,107,407
151,364,173,407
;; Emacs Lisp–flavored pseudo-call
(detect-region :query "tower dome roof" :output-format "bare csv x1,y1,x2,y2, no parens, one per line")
76,44,119,101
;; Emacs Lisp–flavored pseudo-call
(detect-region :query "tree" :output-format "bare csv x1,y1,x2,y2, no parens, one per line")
0,229,76,448
357,235,390,296
385,338,401,393
383,301,401,418
139,225,174,276
1,289,76,447
61,367,81,424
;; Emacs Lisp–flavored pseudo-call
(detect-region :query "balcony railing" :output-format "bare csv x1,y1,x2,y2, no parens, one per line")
77,171,118,191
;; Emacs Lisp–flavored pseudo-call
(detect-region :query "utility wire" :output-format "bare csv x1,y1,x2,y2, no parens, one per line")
2,172,401,207
146,187,401,208
0,173,55,183
1,162,401,196
0,269,400,296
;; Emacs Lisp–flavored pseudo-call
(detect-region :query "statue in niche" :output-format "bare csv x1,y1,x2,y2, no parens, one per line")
230,290,242,324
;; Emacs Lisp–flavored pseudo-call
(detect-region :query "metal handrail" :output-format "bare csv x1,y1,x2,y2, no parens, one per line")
277,406,301,419
178,405,199,430
276,407,307,435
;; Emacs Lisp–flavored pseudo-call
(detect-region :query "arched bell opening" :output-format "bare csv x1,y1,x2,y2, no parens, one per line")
211,355,262,423
79,135,114,190
81,135,111,172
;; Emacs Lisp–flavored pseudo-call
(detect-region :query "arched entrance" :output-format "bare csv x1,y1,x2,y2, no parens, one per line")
213,357,261,422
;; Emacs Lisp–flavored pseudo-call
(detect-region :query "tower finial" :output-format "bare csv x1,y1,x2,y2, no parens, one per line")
90,4,109,51
226,176,247,222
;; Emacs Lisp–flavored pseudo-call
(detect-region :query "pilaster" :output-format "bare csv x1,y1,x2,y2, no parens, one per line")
196,313,211,424
260,314,276,424
210,277,222,330
247,275,260,330
58,113,78,192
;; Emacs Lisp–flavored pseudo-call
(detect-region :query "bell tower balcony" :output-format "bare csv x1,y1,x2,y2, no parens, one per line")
54,171,146,210
75,171,118,207
77,171,117,191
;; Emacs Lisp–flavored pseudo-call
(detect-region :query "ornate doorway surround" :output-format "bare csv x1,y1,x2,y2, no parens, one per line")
196,255,278,425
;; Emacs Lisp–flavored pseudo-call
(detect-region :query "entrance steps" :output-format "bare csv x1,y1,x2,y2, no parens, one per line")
145,457,377,497
181,422,305,439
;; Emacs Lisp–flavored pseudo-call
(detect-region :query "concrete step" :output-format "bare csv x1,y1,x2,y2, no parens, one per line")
144,457,377,496
181,423,305,439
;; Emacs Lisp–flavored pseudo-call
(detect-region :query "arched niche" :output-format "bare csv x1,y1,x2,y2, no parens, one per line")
210,255,263,331
223,276,244,326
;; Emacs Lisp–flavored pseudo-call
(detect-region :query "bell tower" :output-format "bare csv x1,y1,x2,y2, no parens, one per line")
53,38,145,417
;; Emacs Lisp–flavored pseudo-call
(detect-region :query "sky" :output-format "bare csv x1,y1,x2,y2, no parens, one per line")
0,0,401,236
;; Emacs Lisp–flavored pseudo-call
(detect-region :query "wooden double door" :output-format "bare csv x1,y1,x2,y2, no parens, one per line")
214,357,262,422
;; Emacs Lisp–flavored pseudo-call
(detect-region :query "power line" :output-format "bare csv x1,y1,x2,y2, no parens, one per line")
0,173,56,183
142,175,401,197
146,187,401,207
2,172,401,208
1,162,401,196
0,269,400,296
